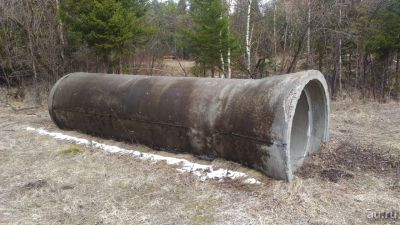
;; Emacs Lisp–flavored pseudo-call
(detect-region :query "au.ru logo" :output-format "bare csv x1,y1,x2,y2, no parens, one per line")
367,210,399,220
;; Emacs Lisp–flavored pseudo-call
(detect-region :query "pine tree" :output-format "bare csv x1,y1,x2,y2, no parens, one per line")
367,0,400,59
186,0,237,77
366,0,400,97
177,0,188,14
60,0,151,73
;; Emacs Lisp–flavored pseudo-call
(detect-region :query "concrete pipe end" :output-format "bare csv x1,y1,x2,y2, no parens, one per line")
48,73,73,129
282,70,330,181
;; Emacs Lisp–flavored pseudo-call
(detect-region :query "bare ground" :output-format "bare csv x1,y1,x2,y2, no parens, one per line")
0,92,399,225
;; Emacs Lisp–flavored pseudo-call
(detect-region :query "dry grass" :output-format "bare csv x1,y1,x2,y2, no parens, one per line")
0,91,399,224
331,98,400,154
161,59,195,77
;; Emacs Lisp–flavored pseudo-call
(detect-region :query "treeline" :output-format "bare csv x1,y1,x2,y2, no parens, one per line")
0,0,399,100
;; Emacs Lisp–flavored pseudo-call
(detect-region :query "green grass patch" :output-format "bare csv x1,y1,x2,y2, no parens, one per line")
59,145,83,155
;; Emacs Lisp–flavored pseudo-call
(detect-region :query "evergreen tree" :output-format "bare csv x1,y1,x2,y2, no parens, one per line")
367,0,400,59
186,0,237,77
366,0,400,96
60,0,151,72
147,0,190,58
177,0,188,14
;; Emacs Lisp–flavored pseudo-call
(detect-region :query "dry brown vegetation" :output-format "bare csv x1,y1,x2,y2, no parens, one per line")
0,90,399,224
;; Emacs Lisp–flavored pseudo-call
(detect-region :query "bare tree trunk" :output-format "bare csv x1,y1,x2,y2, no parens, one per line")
396,52,399,91
120,55,124,74
348,51,352,90
281,21,288,72
287,41,304,73
26,1,40,104
338,4,343,94
227,49,232,78
175,57,187,77
30,48,39,104
332,53,337,97
287,29,307,73
219,29,225,77
55,0,65,61
318,44,323,71
381,57,388,100
227,40,231,79
355,45,360,89
273,2,277,72
226,0,232,79
218,0,225,77
306,0,311,68
245,0,252,74
362,53,368,96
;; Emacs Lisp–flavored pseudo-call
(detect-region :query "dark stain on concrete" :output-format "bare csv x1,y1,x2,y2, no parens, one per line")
50,73,280,174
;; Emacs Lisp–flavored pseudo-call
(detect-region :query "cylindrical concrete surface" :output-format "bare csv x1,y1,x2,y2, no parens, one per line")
48,70,330,181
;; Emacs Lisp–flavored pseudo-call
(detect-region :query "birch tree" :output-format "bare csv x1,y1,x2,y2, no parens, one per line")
245,0,253,74
226,0,233,79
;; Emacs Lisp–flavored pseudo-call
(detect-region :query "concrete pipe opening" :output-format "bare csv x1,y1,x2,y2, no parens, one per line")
289,91,309,172
288,80,329,174
48,70,330,181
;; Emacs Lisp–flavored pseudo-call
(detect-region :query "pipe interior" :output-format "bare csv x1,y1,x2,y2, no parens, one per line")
304,80,328,154
289,80,328,172
290,91,310,171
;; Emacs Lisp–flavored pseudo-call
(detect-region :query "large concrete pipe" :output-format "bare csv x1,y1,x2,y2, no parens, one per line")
48,70,330,181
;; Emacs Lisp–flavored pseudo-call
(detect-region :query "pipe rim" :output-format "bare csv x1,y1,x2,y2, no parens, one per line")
48,74,71,129
284,70,330,181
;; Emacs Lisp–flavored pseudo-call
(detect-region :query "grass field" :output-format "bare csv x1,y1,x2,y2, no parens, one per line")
0,90,399,224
